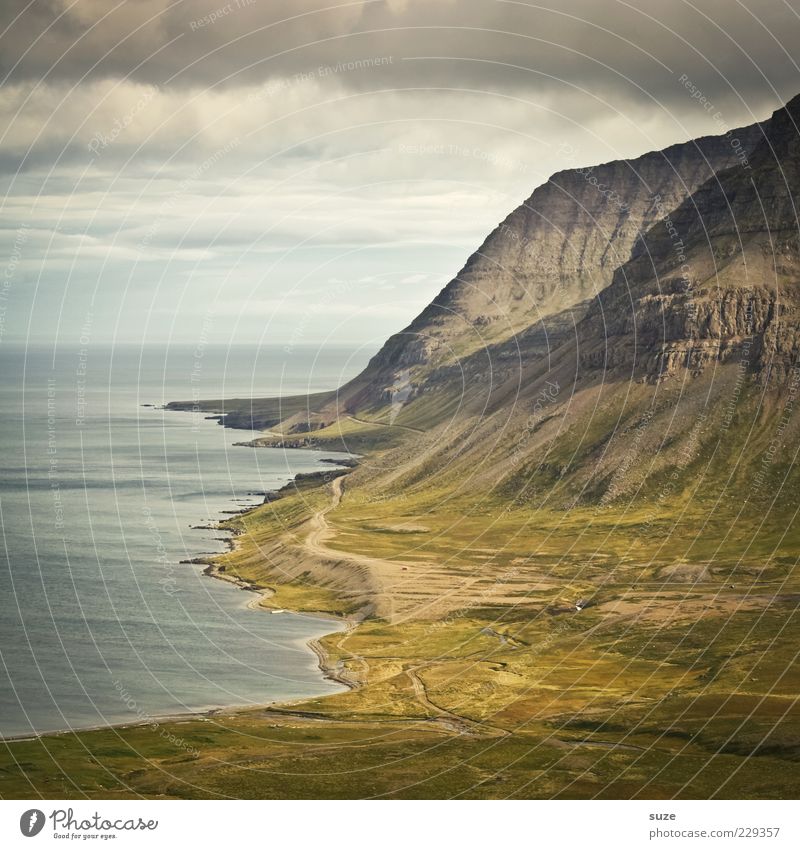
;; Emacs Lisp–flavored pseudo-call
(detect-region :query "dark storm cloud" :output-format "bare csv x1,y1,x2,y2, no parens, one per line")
3,0,799,345
2,0,799,113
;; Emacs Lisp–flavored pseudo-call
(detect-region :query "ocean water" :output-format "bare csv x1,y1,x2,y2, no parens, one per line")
0,343,370,738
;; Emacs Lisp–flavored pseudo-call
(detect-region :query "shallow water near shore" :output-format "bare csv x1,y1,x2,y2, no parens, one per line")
0,342,368,738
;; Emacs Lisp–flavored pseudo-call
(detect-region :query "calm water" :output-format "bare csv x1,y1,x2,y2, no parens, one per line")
0,343,370,737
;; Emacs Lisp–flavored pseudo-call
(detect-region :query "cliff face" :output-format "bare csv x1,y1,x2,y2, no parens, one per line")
346,119,766,410
580,94,800,382
325,95,800,510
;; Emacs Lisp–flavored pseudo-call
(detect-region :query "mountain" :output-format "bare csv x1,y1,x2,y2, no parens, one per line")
346,94,800,510
331,118,767,418
173,95,799,513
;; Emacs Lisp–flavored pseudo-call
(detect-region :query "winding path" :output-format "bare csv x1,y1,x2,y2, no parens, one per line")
347,414,424,433
301,476,508,737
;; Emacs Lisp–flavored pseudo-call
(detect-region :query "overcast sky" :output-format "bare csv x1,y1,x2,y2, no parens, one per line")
1,0,799,350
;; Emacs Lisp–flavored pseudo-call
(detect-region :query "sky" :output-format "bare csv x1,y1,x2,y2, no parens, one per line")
1,0,799,351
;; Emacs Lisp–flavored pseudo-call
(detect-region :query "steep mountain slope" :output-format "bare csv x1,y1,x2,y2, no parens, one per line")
345,94,800,512
333,120,766,417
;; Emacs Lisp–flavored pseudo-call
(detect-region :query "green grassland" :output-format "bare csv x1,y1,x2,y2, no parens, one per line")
3,445,799,798
3,372,799,799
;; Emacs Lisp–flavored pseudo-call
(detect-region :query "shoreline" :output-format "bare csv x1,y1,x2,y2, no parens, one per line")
190,464,360,691
201,556,360,692
0,413,358,745
180,408,360,694
0,496,356,745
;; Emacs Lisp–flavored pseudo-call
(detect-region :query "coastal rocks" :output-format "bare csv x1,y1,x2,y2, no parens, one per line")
233,437,315,449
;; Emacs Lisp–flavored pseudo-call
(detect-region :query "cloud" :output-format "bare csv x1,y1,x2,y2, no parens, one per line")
1,0,798,344
2,0,798,109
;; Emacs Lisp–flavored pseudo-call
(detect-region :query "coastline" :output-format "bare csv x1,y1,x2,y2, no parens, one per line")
190,457,360,691
5,400,800,799
0,412,357,744
0,515,355,744
200,554,359,693
179,409,361,696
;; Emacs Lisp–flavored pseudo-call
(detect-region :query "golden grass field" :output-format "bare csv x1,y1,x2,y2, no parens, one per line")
2,401,799,799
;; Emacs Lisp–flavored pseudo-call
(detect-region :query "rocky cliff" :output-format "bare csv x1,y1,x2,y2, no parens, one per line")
579,94,800,382
339,118,767,414
329,95,800,509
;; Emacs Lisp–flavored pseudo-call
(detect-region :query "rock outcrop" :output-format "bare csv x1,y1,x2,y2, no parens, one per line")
580,94,800,382
345,118,767,410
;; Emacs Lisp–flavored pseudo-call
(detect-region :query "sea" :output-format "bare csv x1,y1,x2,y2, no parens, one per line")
0,342,370,738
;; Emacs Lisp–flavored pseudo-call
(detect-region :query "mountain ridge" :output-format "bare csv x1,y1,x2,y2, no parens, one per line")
332,117,769,419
